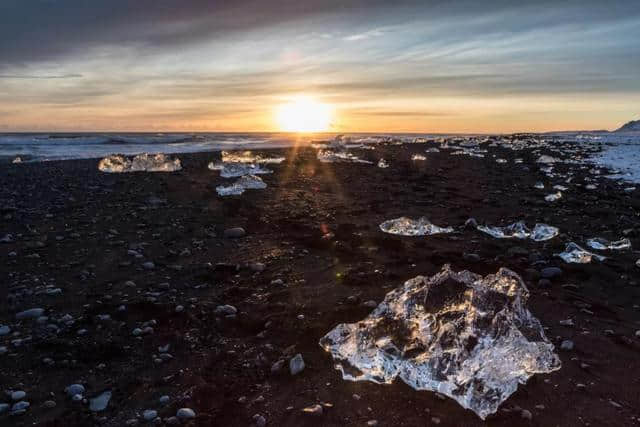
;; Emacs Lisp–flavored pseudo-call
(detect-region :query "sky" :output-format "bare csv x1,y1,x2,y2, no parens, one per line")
1,0,639,133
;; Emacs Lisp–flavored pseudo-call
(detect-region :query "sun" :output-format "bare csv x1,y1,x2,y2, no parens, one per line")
276,96,332,132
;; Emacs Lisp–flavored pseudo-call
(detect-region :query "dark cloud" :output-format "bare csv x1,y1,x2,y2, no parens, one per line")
1,0,638,69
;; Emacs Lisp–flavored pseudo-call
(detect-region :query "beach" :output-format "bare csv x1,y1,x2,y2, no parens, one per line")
1,140,639,426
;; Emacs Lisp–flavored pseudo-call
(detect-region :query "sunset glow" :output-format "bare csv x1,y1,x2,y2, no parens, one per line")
276,97,332,132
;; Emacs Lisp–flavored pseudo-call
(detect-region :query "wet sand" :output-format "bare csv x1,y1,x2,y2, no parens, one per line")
1,141,639,426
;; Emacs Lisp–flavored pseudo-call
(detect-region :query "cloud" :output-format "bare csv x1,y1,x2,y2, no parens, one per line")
344,29,386,41
0,74,82,79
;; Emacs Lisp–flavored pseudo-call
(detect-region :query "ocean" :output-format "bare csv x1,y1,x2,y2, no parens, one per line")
1,131,639,183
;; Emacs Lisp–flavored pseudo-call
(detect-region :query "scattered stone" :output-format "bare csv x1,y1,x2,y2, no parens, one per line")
214,305,237,316
0,325,11,335
540,267,562,279
16,308,45,320
159,395,170,405
11,391,26,401
224,227,246,238
0,403,9,413
142,409,157,421
89,391,111,412
521,409,532,420
43,400,56,409
560,340,574,351
65,384,85,397
289,353,305,375
176,408,196,420
253,414,267,427
142,261,155,270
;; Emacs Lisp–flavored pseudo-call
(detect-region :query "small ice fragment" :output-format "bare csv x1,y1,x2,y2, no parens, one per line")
89,391,111,412
99,153,181,173
586,237,631,251
425,147,440,153
496,158,507,163
12,157,22,164
235,174,267,189
221,151,285,164
216,183,245,196
534,182,545,190
585,184,597,190
530,224,559,241
537,155,558,164
477,221,530,239
553,185,568,191
411,154,427,161
379,217,453,236
377,159,389,168
219,163,272,178
556,242,605,263
317,150,371,163
319,265,561,420
545,192,562,202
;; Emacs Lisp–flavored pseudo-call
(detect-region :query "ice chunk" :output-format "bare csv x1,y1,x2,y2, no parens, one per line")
377,159,389,168
537,155,558,164
477,221,558,242
411,154,427,161
534,182,545,189
320,265,561,420
425,147,440,153
379,217,453,236
221,151,285,164
530,224,560,241
317,150,372,164
586,237,631,251
216,175,267,196
495,158,507,163
99,153,182,173
12,157,22,164
545,192,562,202
209,162,273,178
556,242,605,263
553,185,568,191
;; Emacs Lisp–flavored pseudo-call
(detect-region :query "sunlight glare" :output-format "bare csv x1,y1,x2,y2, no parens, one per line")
276,96,332,132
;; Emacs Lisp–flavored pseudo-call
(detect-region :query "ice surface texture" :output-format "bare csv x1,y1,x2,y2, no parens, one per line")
320,265,561,420
477,221,558,242
586,237,631,251
379,217,453,236
208,162,273,178
556,242,606,263
221,150,285,164
317,149,372,164
98,153,182,173
216,175,266,196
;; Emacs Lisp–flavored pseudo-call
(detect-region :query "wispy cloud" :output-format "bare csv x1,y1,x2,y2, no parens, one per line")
0,74,83,79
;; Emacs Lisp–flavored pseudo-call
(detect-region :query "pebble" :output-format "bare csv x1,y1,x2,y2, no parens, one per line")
0,403,9,413
431,416,441,424
16,308,45,320
142,261,155,270
142,409,157,421
159,395,170,405
11,401,30,412
560,340,574,351
176,408,196,419
253,414,266,427
214,305,237,316
250,262,266,272
367,420,378,426
521,409,533,420
89,391,111,412
65,384,85,397
11,391,26,401
289,353,305,375
362,300,377,308
636,259,640,268
224,227,246,238
0,325,10,335
43,400,56,409
540,267,562,279
302,404,323,416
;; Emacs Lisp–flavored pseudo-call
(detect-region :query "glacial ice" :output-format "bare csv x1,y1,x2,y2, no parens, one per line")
320,265,561,420
556,242,605,263
221,150,285,164
98,153,182,173
545,192,562,202
379,217,454,236
208,162,273,178
216,175,266,196
411,154,427,161
477,221,558,241
317,150,372,164
534,182,545,189
586,237,631,251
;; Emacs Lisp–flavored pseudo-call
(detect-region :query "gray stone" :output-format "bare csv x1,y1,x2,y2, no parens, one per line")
0,325,10,335
289,353,305,375
0,403,9,413
214,305,237,316
142,409,157,421
176,408,196,419
89,391,111,412
540,267,562,279
11,391,26,401
16,308,44,320
224,227,246,238
65,384,85,397
142,261,155,270
43,400,56,409
560,340,574,351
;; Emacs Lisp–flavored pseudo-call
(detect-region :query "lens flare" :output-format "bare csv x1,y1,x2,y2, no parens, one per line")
276,96,332,132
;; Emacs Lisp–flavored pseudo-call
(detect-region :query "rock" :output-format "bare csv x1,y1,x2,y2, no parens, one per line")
636,259,640,268
16,308,44,320
176,408,196,419
560,340,574,351
537,279,551,288
559,319,574,327
142,261,155,270
11,401,30,412
302,404,323,416
367,420,378,426
159,395,170,405
65,384,85,397
362,300,377,308
0,325,10,335
289,353,305,375
142,409,157,421
508,246,529,257
540,267,562,279
463,252,481,262
270,279,284,286
165,417,180,425
521,409,532,420
250,262,266,272
89,391,111,412
464,218,478,229
253,414,267,427
0,403,9,413
224,227,246,238
43,400,56,409
271,359,285,374
11,391,26,401
214,305,237,316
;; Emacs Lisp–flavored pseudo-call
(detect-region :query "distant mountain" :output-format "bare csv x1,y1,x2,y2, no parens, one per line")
615,119,640,132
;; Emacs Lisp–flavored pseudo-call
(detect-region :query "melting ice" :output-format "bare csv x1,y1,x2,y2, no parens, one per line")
320,265,561,420
216,175,266,196
477,221,558,241
586,237,631,251
556,242,606,263
379,217,453,236
98,153,182,173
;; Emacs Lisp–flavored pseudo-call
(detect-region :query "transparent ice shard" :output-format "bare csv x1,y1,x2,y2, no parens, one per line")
586,237,631,251
317,150,372,164
319,265,561,420
545,192,562,202
477,221,558,241
99,153,182,173
379,217,453,236
534,182,545,189
556,242,605,263
411,154,427,161
216,175,266,196
553,185,568,191
377,159,389,168
221,151,285,164
495,158,507,163
207,162,273,178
